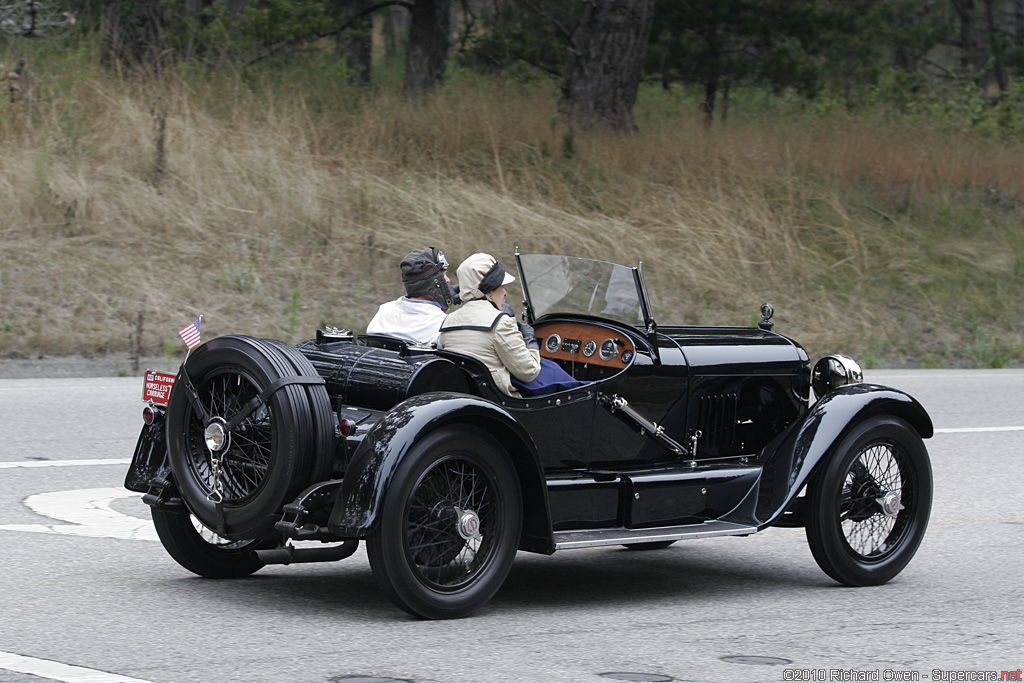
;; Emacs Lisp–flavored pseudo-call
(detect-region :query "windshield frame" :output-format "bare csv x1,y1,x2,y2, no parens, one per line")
513,251,655,332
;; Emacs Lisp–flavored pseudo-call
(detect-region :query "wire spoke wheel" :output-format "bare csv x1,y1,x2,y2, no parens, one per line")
367,427,522,619
806,416,932,586
406,456,496,590
839,443,909,558
183,370,273,503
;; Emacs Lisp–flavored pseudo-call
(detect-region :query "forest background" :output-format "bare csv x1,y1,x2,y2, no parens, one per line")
2,0,1024,373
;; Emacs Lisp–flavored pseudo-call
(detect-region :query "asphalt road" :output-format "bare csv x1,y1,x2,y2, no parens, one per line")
0,370,1021,683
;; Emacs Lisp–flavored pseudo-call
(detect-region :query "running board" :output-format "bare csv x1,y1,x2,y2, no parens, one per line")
553,521,757,550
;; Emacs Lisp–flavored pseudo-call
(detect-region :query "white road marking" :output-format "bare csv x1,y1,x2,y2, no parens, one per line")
0,650,156,683
0,488,158,541
0,424,1018,545
934,426,1024,433
0,458,131,469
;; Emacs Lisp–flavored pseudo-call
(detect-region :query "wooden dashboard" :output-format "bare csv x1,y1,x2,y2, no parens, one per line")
534,321,635,368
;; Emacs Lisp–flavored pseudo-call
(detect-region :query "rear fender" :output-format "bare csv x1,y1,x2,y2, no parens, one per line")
328,392,554,553
755,383,932,527
124,418,171,493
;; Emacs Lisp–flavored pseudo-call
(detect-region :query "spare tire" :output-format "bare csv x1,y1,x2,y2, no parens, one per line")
165,335,333,537
259,338,336,478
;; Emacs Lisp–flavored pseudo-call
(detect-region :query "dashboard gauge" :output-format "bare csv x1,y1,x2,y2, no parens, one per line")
582,340,597,358
621,349,634,364
599,338,619,361
545,334,562,354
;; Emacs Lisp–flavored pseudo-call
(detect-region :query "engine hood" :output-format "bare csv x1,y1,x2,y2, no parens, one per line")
661,326,809,377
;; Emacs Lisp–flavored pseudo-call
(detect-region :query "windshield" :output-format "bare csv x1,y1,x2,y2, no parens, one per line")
516,254,645,326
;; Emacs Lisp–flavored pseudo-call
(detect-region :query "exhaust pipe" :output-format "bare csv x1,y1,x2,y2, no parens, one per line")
254,539,358,565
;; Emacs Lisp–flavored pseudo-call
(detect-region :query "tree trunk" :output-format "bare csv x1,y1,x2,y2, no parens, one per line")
381,5,404,67
984,0,1008,92
1016,0,1024,46
340,0,374,85
720,77,731,123
101,0,168,73
953,0,985,79
894,1,932,70
700,20,721,126
178,0,219,62
558,0,656,130
701,78,717,126
403,0,452,100
224,0,250,14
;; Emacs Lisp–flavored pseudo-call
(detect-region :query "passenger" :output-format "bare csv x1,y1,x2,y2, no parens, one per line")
366,246,455,345
440,253,587,398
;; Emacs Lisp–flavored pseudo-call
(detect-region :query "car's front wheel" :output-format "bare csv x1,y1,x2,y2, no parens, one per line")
151,508,275,578
805,415,932,586
366,426,522,619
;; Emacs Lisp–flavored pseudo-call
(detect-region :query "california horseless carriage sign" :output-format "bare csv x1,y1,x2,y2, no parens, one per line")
126,252,933,619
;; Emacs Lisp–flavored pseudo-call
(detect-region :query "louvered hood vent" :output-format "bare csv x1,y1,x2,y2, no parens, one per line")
697,393,738,451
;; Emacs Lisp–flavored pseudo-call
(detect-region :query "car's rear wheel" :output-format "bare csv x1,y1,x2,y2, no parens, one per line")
805,416,932,586
151,508,275,578
165,335,333,537
366,427,522,619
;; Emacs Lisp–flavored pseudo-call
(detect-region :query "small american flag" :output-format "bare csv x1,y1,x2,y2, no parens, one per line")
178,317,202,349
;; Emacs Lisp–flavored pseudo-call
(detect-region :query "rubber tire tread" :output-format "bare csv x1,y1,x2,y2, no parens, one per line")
151,508,275,578
238,335,318,513
805,415,932,587
366,426,522,619
259,338,335,485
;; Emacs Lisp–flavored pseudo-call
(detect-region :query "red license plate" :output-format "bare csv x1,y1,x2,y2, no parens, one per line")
143,370,177,405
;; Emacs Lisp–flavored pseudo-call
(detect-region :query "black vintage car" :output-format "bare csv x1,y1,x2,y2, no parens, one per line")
126,252,933,619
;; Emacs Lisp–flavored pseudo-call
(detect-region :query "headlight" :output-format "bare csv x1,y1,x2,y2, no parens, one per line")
812,354,863,398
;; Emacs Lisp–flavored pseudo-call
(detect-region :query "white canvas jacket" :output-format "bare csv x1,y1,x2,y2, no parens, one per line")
366,297,446,344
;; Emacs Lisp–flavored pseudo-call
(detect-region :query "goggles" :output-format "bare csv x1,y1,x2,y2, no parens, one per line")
433,248,450,272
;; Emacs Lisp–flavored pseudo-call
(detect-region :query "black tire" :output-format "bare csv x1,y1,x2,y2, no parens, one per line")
165,335,332,537
366,426,522,619
151,508,275,578
806,415,932,586
260,338,336,478
622,541,676,551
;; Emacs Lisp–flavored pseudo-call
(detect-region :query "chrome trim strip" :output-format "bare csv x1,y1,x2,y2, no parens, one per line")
553,521,758,550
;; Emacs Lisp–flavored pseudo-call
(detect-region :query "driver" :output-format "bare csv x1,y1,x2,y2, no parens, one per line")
366,246,455,344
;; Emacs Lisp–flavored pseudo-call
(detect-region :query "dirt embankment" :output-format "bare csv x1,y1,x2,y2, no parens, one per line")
0,355,169,379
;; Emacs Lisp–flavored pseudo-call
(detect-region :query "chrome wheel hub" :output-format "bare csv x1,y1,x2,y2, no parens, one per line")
876,491,905,518
204,418,229,452
456,509,482,541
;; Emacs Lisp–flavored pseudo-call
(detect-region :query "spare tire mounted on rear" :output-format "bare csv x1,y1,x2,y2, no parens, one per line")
165,335,334,537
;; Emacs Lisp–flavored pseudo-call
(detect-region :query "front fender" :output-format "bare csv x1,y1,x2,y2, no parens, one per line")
754,383,932,527
328,392,549,547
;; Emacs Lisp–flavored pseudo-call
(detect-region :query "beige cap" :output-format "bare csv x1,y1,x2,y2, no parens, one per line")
456,252,515,301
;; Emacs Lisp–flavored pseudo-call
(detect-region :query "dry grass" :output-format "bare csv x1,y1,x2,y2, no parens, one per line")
2,64,1023,368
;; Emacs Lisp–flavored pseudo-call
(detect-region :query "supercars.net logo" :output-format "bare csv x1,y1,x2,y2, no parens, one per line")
783,669,1023,682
